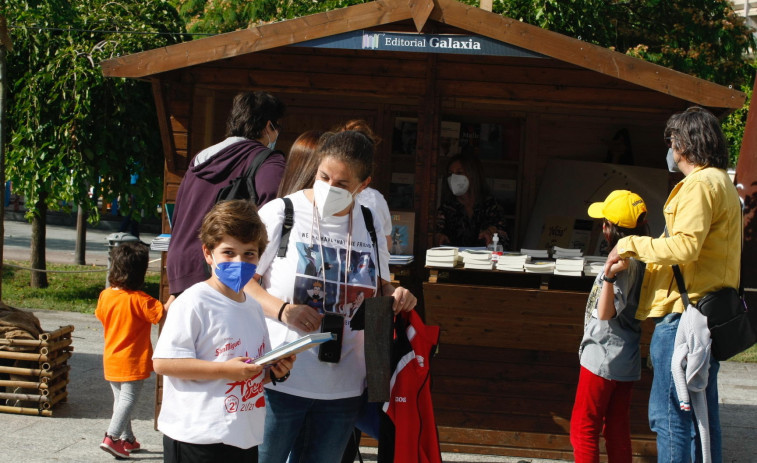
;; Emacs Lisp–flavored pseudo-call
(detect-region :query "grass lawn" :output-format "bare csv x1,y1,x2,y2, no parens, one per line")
1,259,755,361
2,260,160,314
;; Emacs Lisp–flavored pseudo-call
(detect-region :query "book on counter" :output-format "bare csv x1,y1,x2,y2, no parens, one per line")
496,252,530,271
461,249,494,270
252,333,335,366
389,255,414,265
552,246,583,258
520,248,550,259
583,256,606,276
425,246,460,267
523,260,556,274
555,256,585,277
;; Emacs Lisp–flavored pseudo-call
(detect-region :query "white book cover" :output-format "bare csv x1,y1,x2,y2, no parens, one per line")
554,269,583,277
426,246,459,258
253,333,335,366
520,248,550,258
464,261,494,270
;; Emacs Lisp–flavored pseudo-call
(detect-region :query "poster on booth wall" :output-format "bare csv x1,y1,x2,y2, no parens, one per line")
389,211,415,255
523,159,670,252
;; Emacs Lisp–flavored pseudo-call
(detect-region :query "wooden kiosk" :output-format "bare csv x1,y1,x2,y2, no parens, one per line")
102,0,745,459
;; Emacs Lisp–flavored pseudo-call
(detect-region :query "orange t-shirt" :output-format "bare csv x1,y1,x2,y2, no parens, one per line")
95,288,165,382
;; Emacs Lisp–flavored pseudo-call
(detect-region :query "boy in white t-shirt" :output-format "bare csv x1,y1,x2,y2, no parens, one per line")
153,200,295,462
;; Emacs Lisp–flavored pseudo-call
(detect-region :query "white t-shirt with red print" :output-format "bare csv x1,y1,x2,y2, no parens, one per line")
257,191,390,400
153,282,271,449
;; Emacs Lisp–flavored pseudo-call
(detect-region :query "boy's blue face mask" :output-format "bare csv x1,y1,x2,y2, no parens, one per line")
211,255,257,293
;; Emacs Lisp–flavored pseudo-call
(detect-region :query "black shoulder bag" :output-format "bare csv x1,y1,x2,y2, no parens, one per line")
214,147,273,204
666,225,757,360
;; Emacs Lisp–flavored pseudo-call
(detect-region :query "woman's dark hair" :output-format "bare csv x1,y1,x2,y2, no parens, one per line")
277,130,325,197
200,200,268,254
440,153,488,203
225,91,285,140
664,106,728,169
316,130,374,181
604,212,650,248
108,241,149,290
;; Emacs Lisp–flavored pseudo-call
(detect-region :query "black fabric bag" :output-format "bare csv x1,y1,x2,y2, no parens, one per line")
666,222,757,360
214,147,273,204
690,285,756,361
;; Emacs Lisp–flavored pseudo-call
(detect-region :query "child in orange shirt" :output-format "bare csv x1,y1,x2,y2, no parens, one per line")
95,241,166,459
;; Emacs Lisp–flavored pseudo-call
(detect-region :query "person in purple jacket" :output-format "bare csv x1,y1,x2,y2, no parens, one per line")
166,91,286,303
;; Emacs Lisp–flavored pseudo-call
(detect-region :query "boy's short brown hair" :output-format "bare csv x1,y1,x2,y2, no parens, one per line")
108,241,149,290
199,200,268,254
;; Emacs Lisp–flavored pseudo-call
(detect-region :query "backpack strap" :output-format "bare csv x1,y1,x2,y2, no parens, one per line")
278,197,294,257
244,147,273,204
360,205,383,294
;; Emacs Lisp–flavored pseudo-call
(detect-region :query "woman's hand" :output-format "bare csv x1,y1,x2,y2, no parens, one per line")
390,286,417,314
281,303,324,332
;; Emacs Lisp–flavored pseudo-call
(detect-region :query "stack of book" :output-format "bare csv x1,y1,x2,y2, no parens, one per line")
388,255,414,266
461,249,494,270
583,256,606,276
520,248,550,259
524,260,556,274
552,246,583,258
150,234,171,251
554,256,585,277
425,247,460,268
496,253,530,272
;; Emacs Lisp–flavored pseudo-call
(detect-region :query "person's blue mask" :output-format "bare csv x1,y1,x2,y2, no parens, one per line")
212,255,257,293
666,148,680,173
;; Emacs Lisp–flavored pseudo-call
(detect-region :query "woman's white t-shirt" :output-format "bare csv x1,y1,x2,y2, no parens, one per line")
153,282,271,449
257,191,390,400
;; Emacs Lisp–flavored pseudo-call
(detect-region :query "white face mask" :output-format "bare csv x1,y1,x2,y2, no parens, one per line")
313,179,357,218
267,127,278,150
447,174,470,196
666,148,680,173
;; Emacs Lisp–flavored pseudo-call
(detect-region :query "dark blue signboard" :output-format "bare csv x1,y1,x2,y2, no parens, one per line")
292,30,543,58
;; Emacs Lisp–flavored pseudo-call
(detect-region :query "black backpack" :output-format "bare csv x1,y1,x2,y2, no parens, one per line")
215,148,273,204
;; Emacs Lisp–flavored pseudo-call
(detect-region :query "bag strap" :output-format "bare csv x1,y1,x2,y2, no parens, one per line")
243,147,273,204
277,197,294,258
360,205,383,296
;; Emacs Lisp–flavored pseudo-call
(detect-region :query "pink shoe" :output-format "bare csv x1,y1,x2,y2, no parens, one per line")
122,437,141,453
100,433,130,459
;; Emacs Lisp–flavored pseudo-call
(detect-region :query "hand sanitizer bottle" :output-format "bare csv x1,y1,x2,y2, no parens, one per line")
488,233,503,263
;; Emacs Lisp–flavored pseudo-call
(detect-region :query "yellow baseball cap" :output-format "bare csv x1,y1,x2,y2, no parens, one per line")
587,190,647,228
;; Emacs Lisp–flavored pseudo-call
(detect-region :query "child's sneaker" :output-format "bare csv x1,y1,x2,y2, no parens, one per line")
122,437,141,453
100,433,130,459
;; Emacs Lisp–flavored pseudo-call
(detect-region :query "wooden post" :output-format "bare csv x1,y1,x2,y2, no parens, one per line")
0,15,12,301
479,0,493,11
736,73,757,313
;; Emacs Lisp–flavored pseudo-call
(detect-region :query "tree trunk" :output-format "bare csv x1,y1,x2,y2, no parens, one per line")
30,194,48,289
74,205,87,265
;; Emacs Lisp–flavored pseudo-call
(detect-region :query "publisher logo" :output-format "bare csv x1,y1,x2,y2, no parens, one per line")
362,33,380,49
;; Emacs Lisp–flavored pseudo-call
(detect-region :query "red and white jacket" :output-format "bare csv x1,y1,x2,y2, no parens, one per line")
382,310,442,463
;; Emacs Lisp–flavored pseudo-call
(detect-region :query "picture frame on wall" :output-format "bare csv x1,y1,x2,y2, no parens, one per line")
389,211,415,255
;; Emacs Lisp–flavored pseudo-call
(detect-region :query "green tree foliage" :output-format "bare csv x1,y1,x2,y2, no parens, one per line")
174,0,372,34
5,0,186,223
496,0,755,89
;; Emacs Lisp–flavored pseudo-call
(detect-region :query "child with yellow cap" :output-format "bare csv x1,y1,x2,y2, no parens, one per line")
570,190,650,463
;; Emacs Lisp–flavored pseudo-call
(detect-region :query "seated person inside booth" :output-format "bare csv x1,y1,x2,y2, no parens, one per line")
435,153,508,248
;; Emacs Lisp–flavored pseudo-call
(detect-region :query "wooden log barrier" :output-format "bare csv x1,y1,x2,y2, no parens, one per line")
0,379,46,390
39,338,73,356
0,404,52,417
39,325,74,342
41,351,71,371
42,391,68,409
40,365,70,384
0,391,46,403
0,364,52,378
0,350,49,362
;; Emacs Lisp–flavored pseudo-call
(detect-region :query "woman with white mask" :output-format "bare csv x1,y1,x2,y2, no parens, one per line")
246,130,418,463
435,153,509,247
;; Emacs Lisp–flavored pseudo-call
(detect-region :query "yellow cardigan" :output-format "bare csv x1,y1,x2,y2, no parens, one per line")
616,166,741,320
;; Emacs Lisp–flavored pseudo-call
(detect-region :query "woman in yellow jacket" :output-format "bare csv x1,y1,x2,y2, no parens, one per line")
607,106,740,463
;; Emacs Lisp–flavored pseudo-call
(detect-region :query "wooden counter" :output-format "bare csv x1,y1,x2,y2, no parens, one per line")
423,268,656,461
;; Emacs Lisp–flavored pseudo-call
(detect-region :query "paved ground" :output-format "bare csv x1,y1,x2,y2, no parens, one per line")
2,214,757,462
